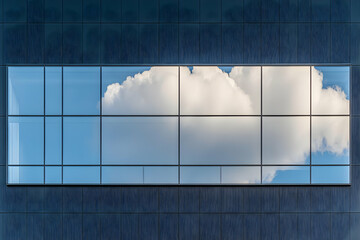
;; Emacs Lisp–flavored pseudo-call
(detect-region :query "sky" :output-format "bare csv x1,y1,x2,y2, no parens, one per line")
7,66,350,184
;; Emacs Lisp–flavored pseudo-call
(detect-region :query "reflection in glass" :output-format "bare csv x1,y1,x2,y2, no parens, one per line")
263,66,310,115
221,167,260,184
45,166,62,184
63,166,100,184
102,166,143,184
311,166,349,184
102,117,178,165
8,166,44,184
312,66,349,114
8,117,44,165
262,166,310,184
180,167,220,184
63,67,100,115
144,167,178,184
45,117,62,165
45,67,62,115
63,117,100,165
312,117,349,164
180,117,260,165
180,66,261,115
8,67,44,115
102,66,178,115
262,117,310,164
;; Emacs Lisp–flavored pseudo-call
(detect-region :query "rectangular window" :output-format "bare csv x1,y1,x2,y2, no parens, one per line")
7,66,350,185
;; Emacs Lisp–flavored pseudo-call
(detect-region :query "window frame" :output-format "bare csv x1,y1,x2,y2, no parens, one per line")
5,64,352,186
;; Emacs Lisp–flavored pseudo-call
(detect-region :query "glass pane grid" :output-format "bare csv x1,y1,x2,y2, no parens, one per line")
6,66,351,185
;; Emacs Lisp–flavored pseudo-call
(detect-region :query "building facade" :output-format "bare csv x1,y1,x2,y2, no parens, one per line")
0,0,360,239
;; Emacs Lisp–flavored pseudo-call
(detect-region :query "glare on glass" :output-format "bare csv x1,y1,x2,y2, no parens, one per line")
180,66,261,115
45,67,62,115
63,117,100,165
312,66,350,115
102,117,178,165
8,117,44,165
180,167,220,184
45,117,62,165
63,166,100,184
263,66,310,115
180,117,260,165
221,167,261,184
262,117,310,165
262,166,310,184
102,166,143,184
102,66,178,115
311,166,349,184
63,67,100,115
8,67,44,115
45,166,62,184
312,117,349,164
8,166,44,184
144,167,178,184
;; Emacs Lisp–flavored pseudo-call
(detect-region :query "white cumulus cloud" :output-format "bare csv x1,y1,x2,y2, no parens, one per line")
102,66,349,183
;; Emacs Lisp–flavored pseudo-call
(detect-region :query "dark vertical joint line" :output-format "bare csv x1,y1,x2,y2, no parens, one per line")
100,66,102,184
61,66,64,184
310,66,312,184
44,66,46,184
260,66,263,184
178,66,180,184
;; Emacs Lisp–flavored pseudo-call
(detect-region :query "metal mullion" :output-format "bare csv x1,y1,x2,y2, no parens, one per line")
261,66,263,184
100,67,102,184
43,66,46,184
310,66,312,184
178,66,180,184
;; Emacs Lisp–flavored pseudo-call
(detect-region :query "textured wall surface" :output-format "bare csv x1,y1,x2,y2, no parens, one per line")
1,0,360,239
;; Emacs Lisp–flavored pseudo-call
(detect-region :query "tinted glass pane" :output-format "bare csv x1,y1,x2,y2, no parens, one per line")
8,166,44,184
312,117,349,164
45,67,62,115
8,67,44,115
263,117,310,164
312,166,349,184
8,117,44,165
63,166,100,184
180,117,260,165
263,66,310,115
45,166,62,184
144,166,178,184
262,166,310,184
180,66,261,115
312,66,350,114
102,67,178,115
180,166,220,184
102,166,143,184
63,67,100,115
102,117,178,165
63,117,100,165
221,167,261,184
45,117,62,165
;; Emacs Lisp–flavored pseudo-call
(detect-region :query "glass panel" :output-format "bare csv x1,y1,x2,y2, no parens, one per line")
63,117,100,165
102,117,178,165
63,67,100,115
312,117,349,164
262,66,310,115
144,166,178,184
63,166,100,184
262,117,310,164
8,117,44,165
45,166,62,184
180,167,220,184
45,67,62,115
180,66,261,115
45,117,62,165
8,166,44,184
312,66,350,114
311,166,349,184
102,166,143,184
262,166,310,184
221,166,261,184
8,67,44,115
180,117,260,165
102,66,178,115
